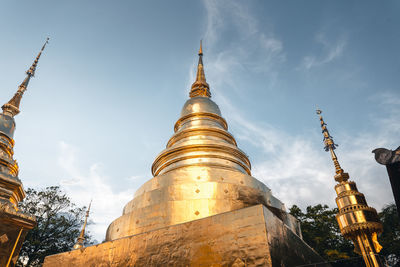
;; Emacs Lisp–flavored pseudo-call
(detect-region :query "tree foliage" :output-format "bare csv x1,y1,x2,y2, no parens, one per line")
290,203,400,266
17,186,93,267
378,204,400,266
289,204,355,262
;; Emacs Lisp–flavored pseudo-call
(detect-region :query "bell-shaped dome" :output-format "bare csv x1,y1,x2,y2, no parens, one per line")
181,96,221,117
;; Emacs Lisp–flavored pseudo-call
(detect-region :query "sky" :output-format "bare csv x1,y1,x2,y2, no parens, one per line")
1,0,399,242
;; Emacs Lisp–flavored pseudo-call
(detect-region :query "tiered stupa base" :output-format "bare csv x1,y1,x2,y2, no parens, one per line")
43,204,327,267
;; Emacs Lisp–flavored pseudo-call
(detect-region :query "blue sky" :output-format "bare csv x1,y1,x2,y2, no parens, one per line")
1,1,399,242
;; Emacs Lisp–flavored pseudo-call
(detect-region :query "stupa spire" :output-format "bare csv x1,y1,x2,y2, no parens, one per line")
2,37,49,117
316,109,349,182
316,109,383,267
73,200,92,250
190,40,211,98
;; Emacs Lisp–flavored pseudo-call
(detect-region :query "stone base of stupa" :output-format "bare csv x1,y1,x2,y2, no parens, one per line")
43,204,328,267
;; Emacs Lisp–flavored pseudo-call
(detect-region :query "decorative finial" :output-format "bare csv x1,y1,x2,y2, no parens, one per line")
73,200,92,250
2,38,49,117
316,109,349,182
189,41,211,98
199,40,203,56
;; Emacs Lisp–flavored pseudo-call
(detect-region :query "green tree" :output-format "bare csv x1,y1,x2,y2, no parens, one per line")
378,203,400,266
16,186,93,267
291,203,400,266
289,204,355,262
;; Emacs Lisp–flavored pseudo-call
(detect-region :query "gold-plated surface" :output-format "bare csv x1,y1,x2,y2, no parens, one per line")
44,205,326,267
0,39,48,266
152,96,251,176
317,109,383,267
106,167,296,241
105,46,298,243
73,201,91,250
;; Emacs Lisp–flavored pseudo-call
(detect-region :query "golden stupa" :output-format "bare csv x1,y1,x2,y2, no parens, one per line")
43,44,326,266
0,38,49,267
105,42,288,241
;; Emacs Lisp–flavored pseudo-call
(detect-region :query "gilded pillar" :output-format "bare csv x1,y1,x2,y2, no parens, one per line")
317,109,383,267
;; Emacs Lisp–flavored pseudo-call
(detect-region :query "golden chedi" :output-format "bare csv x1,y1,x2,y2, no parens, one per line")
317,109,383,267
43,44,326,267
0,38,49,267
106,42,289,241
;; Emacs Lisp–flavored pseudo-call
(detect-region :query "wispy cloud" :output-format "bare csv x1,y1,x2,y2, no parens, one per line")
229,92,398,210
57,141,132,242
337,91,400,207
301,33,346,70
203,0,223,47
203,0,257,46
200,0,396,211
216,94,337,209
196,0,285,96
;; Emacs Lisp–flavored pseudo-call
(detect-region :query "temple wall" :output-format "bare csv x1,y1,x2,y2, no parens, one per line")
43,204,327,267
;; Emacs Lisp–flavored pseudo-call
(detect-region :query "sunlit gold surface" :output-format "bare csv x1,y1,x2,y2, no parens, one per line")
317,110,383,267
44,205,326,267
153,96,251,176
106,47,299,243
106,166,295,241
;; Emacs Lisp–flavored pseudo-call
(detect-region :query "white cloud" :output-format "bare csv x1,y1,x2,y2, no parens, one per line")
203,0,257,45
301,33,346,69
203,0,223,46
199,0,397,211
196,0,285,96
260,33,283,54
337,92,400,208
57,141,132,242
227,93,399,211
127,175,146,181
215,95,338,209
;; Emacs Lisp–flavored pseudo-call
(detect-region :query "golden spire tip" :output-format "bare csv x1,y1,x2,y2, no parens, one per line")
189,40,210,98
2,38,49,117
199,40,203,56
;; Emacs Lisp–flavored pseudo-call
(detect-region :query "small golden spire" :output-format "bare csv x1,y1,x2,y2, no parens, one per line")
190,40,211,98
316,109,349,182
73,200,92,250
316,109,384,267
2,37,49,117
